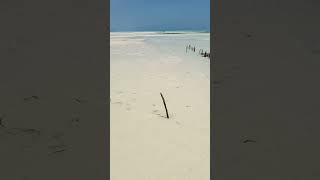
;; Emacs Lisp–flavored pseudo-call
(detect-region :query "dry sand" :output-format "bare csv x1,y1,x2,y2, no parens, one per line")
111,32,210,180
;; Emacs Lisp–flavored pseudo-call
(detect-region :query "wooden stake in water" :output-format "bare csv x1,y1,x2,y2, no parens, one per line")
160,92,169,118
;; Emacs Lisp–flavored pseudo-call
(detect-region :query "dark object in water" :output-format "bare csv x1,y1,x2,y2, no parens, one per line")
160,92,169,119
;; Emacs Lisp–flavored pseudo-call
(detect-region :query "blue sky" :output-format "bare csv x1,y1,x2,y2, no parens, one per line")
110,0,210,32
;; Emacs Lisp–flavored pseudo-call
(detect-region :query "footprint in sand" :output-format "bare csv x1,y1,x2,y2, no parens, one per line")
0,114,6,128
117,91,124,94
48,144,67,154
224,74,233,79
151,109,161,115
185,72,192,78
125,103,131,111
50,132,64,140
5,128,41,138
213,80,222,87
47,132,67,154
152,110,159,114
1,128,42,150
231,64,240,71
152,109,167,118
75,98,88,104
70,117,80,127
23,95,39,102
112,101,123,105
240,32,253,38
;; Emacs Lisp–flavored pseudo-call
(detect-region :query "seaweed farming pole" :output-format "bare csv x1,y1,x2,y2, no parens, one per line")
160,92,169,119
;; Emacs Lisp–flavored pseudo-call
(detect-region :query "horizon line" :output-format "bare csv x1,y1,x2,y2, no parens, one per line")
110,29,210,33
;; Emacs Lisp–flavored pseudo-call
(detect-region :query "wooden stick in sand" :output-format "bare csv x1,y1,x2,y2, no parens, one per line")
160,92,169,118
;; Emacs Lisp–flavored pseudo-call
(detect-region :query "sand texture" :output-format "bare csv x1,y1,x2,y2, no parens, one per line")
111,32,210,180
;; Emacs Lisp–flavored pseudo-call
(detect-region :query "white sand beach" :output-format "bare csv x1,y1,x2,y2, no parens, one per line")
111,32,210,180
